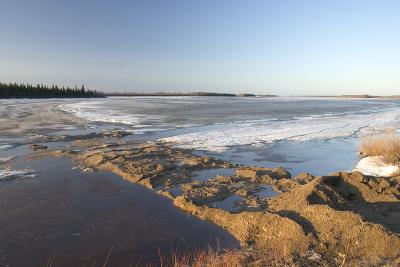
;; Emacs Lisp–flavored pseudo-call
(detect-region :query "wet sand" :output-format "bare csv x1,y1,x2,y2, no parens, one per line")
0,155,238,266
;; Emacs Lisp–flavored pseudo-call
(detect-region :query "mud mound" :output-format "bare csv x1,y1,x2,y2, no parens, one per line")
267,172,400,264
174,196,311,254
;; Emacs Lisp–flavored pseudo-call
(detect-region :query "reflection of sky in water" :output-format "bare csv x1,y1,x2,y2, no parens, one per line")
202,138,359,177
192,168,235,181
0,144,30,159
165,185,182,197
209,195,242,212
256,185,278,198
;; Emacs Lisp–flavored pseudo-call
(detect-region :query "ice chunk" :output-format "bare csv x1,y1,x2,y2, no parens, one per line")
354,156,399,177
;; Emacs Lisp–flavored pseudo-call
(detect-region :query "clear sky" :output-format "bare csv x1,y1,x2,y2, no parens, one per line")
1,0,400,95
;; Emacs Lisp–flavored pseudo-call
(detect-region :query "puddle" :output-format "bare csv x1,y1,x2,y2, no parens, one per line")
209,195,242,212
192,168,235,181
256,185,279,198
204,138,359,177
165,185,182,197
0,144,30,159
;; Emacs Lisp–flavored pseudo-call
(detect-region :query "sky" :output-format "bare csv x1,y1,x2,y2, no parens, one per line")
1,0,400,95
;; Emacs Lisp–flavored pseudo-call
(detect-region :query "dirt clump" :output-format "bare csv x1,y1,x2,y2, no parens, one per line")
173,196,311,254
293,172,315,185
266,172,400,264
28,143,48,151
235,166,291,181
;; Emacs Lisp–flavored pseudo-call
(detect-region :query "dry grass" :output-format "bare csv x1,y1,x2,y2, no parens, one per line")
152,245,245,267
359,133,400,165
45,242,352,267
151,243,336,267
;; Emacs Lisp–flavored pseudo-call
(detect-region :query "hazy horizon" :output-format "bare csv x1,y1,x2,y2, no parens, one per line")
1,0,400,95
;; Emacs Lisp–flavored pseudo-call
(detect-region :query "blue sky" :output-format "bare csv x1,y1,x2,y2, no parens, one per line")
1,0,399,95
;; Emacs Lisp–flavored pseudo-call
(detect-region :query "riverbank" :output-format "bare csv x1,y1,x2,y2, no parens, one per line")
32,138,398,266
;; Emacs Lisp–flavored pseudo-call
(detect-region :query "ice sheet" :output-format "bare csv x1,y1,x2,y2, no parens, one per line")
161,108,400,152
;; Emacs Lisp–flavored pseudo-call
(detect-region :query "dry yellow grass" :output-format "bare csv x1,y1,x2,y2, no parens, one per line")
152,241,336,267
156,248,245,267
359,133,400,164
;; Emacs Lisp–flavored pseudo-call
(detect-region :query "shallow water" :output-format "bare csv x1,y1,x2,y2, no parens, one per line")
209,195,243,212
200,138,359,176
192,168,235,181
0,155,239,266
164,185,183,197
256,185,279,198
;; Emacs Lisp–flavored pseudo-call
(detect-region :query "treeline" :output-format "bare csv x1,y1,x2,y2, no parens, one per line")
106,91,237,97
0,82,104,98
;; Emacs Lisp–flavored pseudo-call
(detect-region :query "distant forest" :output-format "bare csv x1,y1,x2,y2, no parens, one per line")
0,82,104,98
0,82,268,98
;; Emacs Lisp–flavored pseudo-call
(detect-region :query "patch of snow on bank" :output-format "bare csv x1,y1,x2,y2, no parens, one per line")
0,144,14,151
0,157,14,163
354,156,399,177
0,168,36,181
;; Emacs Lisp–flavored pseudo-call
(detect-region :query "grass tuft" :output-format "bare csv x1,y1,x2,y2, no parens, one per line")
150,242,336,267
359,133,400,165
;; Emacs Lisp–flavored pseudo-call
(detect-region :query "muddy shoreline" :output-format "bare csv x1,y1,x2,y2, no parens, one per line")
26,137,398,266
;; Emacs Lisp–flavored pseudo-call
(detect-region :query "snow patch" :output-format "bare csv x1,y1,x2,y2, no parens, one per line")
0,144,13,150
354,156,399,177
0,168,36,181
0,157,14,163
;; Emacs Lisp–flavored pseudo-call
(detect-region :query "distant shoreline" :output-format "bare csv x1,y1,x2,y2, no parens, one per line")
104,92,277,97
1,81,399,99
1,83,277,98
310,94,400,99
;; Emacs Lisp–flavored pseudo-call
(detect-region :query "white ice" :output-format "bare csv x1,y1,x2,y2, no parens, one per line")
0,167,36,181
0,157,14,162
354,156,399,177
161,108,400,152
0,144,14,150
